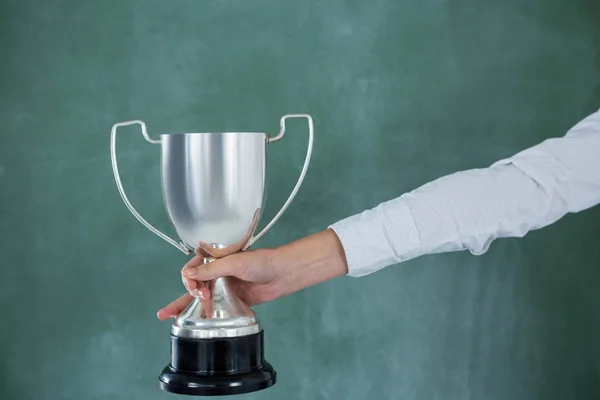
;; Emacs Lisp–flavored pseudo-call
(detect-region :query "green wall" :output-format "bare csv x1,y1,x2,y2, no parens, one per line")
1,1,599,399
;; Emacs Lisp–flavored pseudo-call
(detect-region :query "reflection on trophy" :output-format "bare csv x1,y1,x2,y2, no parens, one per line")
110,115,314,396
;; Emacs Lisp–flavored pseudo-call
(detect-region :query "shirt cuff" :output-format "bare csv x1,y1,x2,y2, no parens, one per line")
329,196,422,277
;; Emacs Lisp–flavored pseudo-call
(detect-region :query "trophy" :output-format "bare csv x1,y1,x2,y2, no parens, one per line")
110,114,314,396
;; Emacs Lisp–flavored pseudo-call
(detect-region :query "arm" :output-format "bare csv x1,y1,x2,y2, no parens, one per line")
330,107,600,277
161,108,600,317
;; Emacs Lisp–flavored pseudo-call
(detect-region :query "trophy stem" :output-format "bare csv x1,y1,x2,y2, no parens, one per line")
171,275,259,339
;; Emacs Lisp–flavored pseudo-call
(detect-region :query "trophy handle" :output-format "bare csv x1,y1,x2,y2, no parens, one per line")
110,120,193,255
243,114,314,250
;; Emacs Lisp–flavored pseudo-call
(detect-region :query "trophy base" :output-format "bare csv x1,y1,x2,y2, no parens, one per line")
158,330,277,396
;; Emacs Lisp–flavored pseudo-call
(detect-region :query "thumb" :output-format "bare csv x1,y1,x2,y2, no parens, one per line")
183,255,243,281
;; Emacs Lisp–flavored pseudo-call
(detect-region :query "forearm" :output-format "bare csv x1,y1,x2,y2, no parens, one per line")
271,229,348,296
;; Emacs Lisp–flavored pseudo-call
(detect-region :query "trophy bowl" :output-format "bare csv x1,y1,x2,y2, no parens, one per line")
110,114,314,396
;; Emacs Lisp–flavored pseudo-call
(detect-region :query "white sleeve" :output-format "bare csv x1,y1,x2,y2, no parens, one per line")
329,108,600,277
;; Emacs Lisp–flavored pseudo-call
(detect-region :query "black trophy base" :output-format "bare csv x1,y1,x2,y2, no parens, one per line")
159,363,276,396
158,330,277,396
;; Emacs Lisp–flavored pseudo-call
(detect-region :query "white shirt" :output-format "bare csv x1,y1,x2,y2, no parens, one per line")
330,108,600,277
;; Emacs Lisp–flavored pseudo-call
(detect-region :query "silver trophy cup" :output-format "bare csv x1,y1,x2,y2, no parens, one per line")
110,114,314,396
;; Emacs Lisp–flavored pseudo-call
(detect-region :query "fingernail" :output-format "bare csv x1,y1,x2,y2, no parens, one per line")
157,310,174,319
184,268,197,277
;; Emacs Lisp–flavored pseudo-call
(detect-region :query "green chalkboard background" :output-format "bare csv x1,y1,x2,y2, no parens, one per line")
1,0,599,399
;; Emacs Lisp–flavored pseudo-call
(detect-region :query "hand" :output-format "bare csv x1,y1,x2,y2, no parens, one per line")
156,249,284,320
156,229,349,320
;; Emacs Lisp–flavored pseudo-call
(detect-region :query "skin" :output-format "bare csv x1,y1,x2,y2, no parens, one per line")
156,229,349,320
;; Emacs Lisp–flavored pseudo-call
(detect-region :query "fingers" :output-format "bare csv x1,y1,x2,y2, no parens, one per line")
181,271,211,300
182,272,196,292
181,275,211,300
179,255,211,299
157,293,193,320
